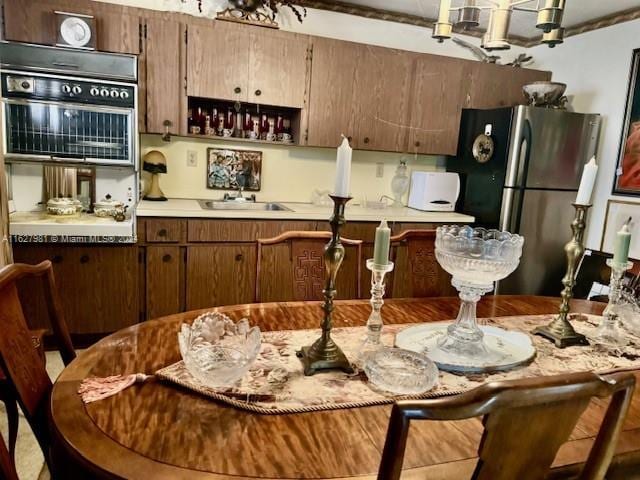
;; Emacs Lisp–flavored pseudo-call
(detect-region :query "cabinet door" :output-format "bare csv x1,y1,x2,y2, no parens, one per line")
12,245,139,334
186,244,256,310
187,22,250,102
306,37,360,148
3,0,139,54
407,55,466,155
354,45,414,152
248,29,310,108
466,63,551,109
144,16,183,134
146,246,182,319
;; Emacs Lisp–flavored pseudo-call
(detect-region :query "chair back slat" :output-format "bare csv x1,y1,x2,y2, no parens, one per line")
0,432,18,480
378,372,636,480
473,399,590,480
256,231,363,302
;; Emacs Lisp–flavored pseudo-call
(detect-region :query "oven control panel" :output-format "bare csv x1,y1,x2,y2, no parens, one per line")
2,73,135,108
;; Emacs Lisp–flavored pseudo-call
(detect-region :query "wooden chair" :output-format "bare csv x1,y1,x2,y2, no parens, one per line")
0,432,18,480
256,231,363,302
389,230,455,298
378,371,636,480
0,261,76,478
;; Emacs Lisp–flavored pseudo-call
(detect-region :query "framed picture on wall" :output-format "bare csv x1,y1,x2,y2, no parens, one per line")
600,199,639,260
614,48,640,196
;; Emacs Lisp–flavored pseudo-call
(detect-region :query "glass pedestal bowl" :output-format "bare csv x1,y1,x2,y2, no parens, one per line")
435,226,524,363
178,312,261,388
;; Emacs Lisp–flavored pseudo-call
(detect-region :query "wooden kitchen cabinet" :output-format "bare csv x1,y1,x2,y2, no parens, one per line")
146,246,183,319
12,244,139,336
306,37,360,148
186,244,257,310
354,45,414,152
466,62,551,109
187,21,250,102
3,0,140,54
248,28,310,108
142,14,184,135
407,54,466,155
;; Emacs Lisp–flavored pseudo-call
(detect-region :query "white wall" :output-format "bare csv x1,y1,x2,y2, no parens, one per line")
530,20,640,251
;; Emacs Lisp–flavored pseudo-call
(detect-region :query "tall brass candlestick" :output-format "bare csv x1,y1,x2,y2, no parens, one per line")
297,195,355,375
533,203,591,348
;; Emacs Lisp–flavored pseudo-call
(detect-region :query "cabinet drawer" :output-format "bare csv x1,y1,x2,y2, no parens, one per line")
146,219,185,243
188,220,317,242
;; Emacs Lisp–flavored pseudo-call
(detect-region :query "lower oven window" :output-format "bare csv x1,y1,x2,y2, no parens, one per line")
5,101,132,163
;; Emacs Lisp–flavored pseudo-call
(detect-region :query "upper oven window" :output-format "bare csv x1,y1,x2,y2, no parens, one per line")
4,100,132,164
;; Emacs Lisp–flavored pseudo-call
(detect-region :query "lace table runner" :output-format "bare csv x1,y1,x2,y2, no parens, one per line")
155,314,640,414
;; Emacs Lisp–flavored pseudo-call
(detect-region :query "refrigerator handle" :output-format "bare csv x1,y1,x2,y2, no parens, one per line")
500,120,532,233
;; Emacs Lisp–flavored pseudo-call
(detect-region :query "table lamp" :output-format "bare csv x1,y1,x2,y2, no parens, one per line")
143,150,168,201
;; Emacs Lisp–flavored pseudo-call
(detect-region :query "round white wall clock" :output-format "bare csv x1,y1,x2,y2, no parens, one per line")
59,16,93,48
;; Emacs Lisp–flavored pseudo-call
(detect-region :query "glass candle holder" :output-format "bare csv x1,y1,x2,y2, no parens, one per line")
591,259,634,347
357,259,394,365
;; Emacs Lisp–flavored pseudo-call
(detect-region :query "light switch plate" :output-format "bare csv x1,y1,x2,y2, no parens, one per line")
376,163,384,178
187,150,198,167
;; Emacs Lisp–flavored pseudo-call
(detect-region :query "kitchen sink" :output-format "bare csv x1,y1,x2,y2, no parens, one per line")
198,200,292,212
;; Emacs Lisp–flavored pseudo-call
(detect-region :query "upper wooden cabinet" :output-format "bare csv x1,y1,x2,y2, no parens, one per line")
3,0,140,54
407,55,467,155
142,14,184,135
465,63,552,109
187,21,309,108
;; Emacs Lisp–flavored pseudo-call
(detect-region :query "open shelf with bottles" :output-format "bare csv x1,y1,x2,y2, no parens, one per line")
187,97,303,146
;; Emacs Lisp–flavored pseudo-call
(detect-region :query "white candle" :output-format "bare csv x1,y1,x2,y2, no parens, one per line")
575,157,598,205
334,136,352,197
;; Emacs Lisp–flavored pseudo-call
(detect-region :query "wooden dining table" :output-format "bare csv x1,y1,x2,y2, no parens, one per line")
49,296,640,479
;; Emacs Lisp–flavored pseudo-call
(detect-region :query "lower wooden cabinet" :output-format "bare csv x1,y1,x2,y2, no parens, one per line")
12,244,139,335
146,246,183,319
186,244,257,310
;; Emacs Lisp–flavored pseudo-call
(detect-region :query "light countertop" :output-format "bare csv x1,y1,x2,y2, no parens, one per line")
136,199,475,223
10,211,135,241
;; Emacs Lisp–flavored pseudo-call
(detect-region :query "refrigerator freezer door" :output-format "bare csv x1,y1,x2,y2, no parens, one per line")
505,106,601,189
497,188,579,295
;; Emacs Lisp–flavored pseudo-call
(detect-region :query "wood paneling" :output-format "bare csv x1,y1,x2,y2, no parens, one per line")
146,219,185,243
3,0,139,54
144,15,183,134
146,246,182,319
248,28,310,108
466,63,552,109
306,37,360,148
186,244,256,310
354,45,414,152
407,54,466,155
187,21,250,102
12,245,139,334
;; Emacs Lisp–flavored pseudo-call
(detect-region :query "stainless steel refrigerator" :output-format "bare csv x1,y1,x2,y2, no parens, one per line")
447,105,601,296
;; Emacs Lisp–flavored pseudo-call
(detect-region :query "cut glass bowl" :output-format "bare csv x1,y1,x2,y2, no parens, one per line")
178,312,261,388
364,347,438,395
434,226,524,364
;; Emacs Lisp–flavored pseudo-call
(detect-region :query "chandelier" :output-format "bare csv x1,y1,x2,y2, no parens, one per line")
433,0,565,50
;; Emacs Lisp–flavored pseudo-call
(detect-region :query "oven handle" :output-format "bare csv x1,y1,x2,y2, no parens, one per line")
2,97,134,115
51,156,85,163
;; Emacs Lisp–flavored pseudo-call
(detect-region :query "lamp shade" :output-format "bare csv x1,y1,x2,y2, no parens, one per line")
536,0,565,33
143,150,168,174
541,27,564,48
456,0,480,29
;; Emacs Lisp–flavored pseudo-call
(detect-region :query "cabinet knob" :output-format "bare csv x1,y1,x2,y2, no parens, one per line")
255,89,262,96
363,137,370,144
158,228,167,237
80,255,89,264
347,136,353,143
234,86,242,94
52,255,63,264
162,254,172,263
414,141,421,148
235,253,243,261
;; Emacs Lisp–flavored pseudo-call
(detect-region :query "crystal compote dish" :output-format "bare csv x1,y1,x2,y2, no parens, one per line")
178,312,261,388
435,225,524,362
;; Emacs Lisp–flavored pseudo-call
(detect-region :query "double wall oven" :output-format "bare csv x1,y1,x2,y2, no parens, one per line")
1,41,137,166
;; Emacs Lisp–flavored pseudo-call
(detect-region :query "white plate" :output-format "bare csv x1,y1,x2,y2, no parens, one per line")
395,322,536,373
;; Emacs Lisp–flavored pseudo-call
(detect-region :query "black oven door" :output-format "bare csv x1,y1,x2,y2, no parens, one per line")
3,99,134,165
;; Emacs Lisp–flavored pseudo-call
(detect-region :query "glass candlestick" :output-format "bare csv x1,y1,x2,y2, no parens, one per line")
357,259,394,365
592,259,634,347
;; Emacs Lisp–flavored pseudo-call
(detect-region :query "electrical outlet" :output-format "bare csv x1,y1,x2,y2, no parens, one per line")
187,150,198,167
376,162,384,178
